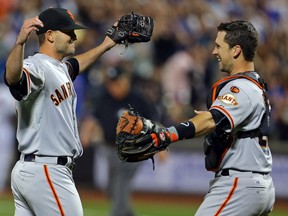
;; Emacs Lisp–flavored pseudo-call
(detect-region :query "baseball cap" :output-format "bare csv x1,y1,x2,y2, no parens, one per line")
37,8,87,35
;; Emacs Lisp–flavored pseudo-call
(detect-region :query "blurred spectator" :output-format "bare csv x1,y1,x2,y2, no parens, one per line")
80,62,166,216
0,83,16,195
0,0,16,20
269,74,288,140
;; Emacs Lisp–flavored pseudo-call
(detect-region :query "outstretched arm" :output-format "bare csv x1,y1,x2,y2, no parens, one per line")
75,36,116,74
190,110,216,136
75,20,131,74
75,12,153,74
115,109,217,163
163,110,216,144
5,17,43,85
150,110,217,148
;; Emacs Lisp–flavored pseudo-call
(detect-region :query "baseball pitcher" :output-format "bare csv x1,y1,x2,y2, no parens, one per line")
4,7,153,216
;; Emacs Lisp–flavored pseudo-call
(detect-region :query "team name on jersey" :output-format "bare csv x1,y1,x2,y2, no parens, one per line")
217,93,238,106
50,82,73,106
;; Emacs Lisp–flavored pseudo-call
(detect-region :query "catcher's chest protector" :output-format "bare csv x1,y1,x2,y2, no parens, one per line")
204,72,271,171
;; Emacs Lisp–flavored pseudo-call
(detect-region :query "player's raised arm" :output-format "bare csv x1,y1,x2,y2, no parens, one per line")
74,36,117,74
76,13,154,74
74,20,127,73
5,17,43,85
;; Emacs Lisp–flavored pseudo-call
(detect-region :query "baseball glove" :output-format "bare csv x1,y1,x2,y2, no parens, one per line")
107,12,154,45
115,108,170,167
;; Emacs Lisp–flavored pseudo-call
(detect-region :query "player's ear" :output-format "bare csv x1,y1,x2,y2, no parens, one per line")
45,30,54,43
232,45,241,59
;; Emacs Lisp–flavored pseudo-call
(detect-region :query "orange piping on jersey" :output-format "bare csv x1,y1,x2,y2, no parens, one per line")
44,165,65,216
214,177,238,216
238,75,263,89
209,143,233,172
208,134,234,172
212,86,218,102
217,144,232,171
210,105,235,129
23,68,31,95
212,75,263,90
211,75,263,103
211,76,237,102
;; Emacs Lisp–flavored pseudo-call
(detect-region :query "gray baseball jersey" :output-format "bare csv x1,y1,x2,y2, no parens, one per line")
8,53,84,216
17,53,83,158
210,78,272,173
196,75,274,216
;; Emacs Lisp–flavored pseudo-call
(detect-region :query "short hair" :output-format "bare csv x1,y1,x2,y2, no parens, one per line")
38,34,45,46
217,20,258,61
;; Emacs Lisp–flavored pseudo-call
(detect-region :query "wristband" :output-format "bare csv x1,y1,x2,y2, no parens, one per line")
167,121,195,142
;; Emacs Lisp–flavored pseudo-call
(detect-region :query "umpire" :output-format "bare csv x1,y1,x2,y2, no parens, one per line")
81,63,161,216
82,61,158,216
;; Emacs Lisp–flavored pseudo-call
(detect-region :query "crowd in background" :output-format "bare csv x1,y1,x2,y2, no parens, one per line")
1,0,288,141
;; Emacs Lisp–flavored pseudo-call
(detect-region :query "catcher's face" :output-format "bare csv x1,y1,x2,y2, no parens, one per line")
212,31,235,74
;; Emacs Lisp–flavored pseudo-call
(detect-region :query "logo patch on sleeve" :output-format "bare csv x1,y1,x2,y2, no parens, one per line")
218,93,238,106
230,86,240,93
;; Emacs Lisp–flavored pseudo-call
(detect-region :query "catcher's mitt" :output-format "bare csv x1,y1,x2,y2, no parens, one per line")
116,108,170,168
107,12,154,45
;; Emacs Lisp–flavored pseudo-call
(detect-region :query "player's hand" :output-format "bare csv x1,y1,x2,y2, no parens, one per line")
16,16,43,45
105,22,128,45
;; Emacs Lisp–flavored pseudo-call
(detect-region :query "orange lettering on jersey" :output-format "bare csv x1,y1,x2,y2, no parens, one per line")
218,93,238,106
55,89,64,103
50,82,73,106
50,94,59,106
61,84,68,99
66,82,72,96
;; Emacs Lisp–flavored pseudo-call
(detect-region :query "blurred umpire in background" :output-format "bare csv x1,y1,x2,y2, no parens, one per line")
80,62,166,216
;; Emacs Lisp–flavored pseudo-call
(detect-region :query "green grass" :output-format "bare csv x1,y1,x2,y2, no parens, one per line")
82,199,197,216
1,195,287,216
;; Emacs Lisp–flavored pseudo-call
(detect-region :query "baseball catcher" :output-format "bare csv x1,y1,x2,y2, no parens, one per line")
116,107,171,167
106,12,154,45
115,20,275,216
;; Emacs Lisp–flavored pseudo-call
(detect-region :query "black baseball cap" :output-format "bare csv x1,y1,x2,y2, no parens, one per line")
37,8,87,35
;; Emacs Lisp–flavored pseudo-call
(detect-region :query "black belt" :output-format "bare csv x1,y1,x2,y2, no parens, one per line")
217,169,269,177
24,154,76,171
